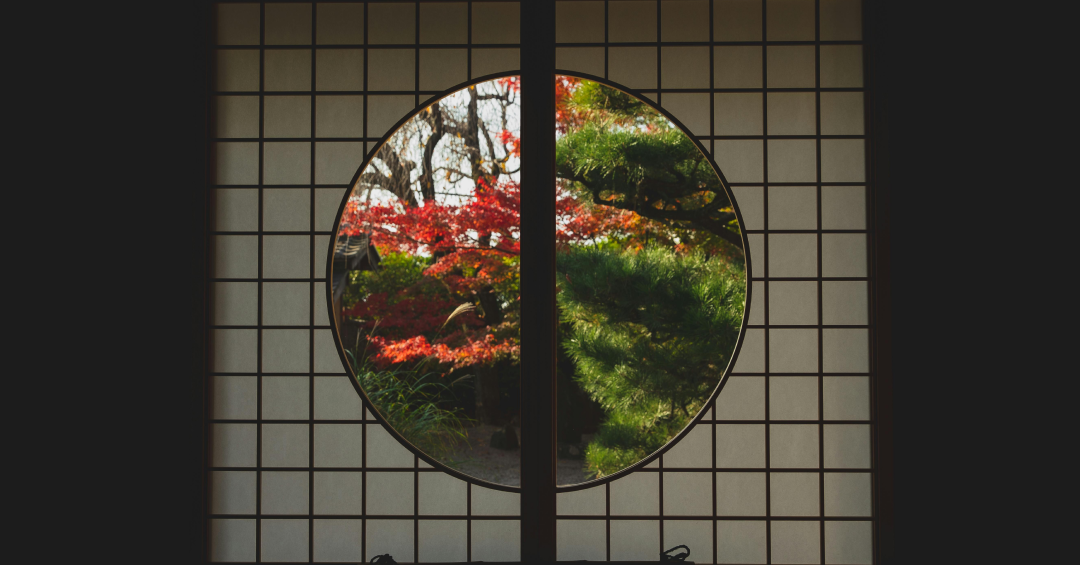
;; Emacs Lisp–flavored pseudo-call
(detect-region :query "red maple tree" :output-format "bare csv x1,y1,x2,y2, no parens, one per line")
338,76,722,376
339,76,620,375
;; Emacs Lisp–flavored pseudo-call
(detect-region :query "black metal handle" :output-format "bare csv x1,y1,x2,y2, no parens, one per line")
661,544,690,562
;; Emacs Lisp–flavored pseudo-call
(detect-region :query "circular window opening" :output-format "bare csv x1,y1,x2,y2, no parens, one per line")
330,75,746,489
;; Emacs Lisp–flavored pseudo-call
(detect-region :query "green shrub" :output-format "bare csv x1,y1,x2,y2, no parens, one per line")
557,245,745,477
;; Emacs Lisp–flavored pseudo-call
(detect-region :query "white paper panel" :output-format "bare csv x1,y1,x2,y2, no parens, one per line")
769,424,819,468
769,376,819,420
664,424,712,468
418,520,467,563
770,472,820,516
367,3,415,44
768,280,818,325
716,520,767,564
823,424,871,469
214,96,259,138
820,0,863,41
471,48,520,78
663,472,713,515
713,140,763,183
715,93,764,135
419,49,468,91
715,376,765,420
261,471,309,515
824,472,872,517
312,471,363,515
768,234,818,278
265,4,311,45
609,472,659,515
366,472,415,515
315,50,364,91
261,376,309,420
766,0,816,41
555,1,605,43
265,50,312,92
771,520,821,564
262,423,310,467
713,0,762,41
556,519,606,561
211,471,256,514
215,50,259,92
662,46,710,88
212,282,258,326
215,4,259,46
609,1,657,42
313,519,363,562
714,46,762,88
418,473,467,515
214,142,259,185
472,519,521,561
314,376,364,420
212,329,257,374
610,520,659,561
766,46,816,88
420,3,467,44
556,486,605,516
730,186,763,230
262,235,311,278
365,425,415,468
825,521,873,564
263,142,311,185
717,472,767,518
662,93,710,136
210,519,256,562
212,376,257,420
261,329,309,373
472,3,520,44
823,376,870,421
662,0,709,41
315,95,364,137
313,423,363,467
471,486,520,516
608,47,658,89
262,189,311,232
366,520,415,562
315,3,364,45
715,424,765,468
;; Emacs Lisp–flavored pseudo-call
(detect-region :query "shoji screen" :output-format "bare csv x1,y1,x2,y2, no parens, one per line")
208,3,522,562
553,1,873,564
207,1,876,563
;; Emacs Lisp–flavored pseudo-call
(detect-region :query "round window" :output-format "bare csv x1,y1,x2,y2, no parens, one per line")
329,75,746,489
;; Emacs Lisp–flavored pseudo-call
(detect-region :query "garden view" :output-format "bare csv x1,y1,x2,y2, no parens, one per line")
332,76,745,486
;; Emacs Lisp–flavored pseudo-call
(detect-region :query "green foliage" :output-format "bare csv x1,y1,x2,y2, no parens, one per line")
583,411,682,478
556,122,722,208
346,347,473,462
489,255,521,313
344,250,432,308
565,81,655,126
557,245,745,477
556,80,740,250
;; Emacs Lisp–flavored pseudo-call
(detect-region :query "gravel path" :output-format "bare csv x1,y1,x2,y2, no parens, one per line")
441,424,595,486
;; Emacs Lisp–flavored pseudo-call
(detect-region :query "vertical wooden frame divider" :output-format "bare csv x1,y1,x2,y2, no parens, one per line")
519,0,558,562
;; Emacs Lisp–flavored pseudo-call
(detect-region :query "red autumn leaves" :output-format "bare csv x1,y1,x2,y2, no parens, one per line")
340,76,636,374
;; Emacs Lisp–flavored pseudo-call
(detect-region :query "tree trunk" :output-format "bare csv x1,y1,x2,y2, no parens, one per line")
474,364,502,425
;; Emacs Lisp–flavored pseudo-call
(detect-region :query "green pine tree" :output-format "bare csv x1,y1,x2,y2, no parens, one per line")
556,81,743,251
557,246,745,477
555,80,747,478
